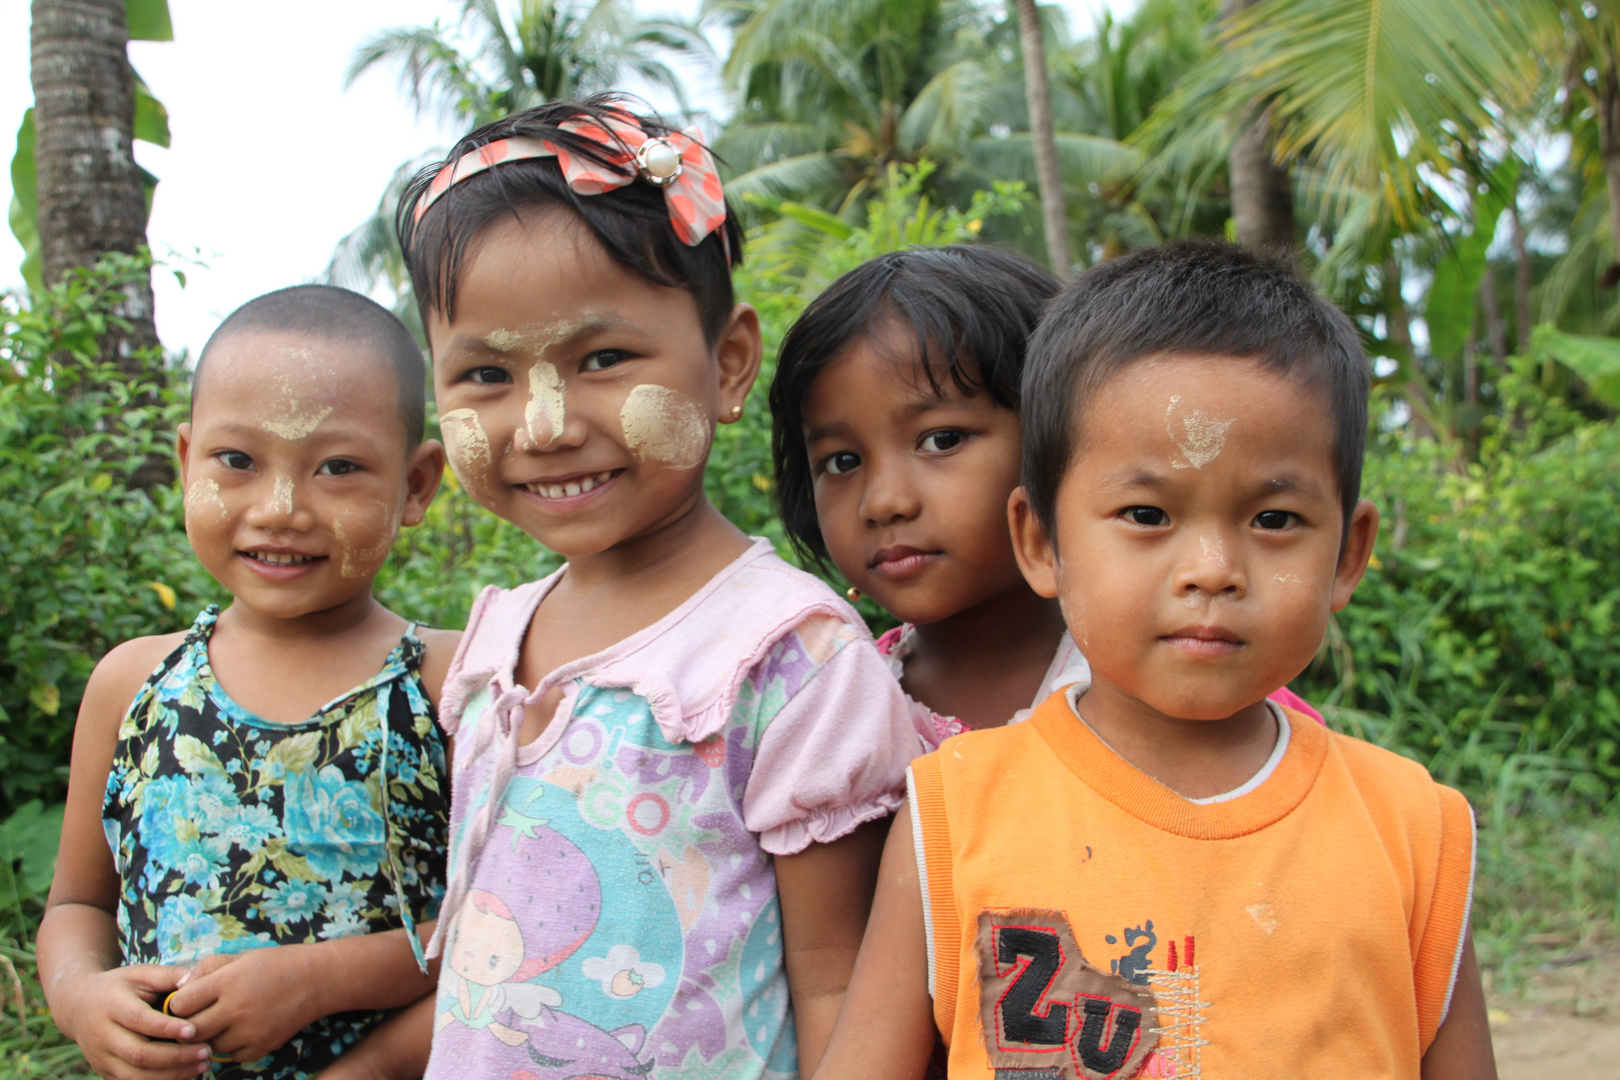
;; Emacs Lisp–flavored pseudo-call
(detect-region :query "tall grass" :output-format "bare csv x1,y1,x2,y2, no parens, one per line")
1320,602,1620,987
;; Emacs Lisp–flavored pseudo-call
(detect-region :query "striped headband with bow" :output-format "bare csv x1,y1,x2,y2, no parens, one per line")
412,108,730,256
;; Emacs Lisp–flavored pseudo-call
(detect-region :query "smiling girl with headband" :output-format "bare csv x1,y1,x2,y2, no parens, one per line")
326,96,919,1080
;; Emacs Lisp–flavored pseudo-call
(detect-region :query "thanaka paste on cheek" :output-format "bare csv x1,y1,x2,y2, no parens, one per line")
1165,394,1235,470
619,384,708,470
184,478,227,524
523,362,567,449
440,408,494,492
331,514,396,580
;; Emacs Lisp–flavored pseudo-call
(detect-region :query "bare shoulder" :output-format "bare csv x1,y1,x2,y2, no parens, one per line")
69,631,188,776
413,627,464,709
82,633,187,723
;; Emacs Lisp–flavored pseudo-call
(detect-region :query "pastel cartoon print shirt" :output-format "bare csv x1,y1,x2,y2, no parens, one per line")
102,607,448,1079
424,539,919,1080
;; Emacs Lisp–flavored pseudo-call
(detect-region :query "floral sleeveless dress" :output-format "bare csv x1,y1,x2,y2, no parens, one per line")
102,606,450,1079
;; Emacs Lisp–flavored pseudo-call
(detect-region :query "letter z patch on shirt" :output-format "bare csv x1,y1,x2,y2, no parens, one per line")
975,909,1158,1080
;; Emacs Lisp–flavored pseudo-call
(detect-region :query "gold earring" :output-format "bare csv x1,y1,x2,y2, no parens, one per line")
729,405,743,419
846,586,861,603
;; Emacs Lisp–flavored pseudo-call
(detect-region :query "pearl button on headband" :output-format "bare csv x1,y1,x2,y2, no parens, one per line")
636,137,683,186
412,109,730,257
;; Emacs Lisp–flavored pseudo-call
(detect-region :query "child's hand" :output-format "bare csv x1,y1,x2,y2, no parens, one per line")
56,963,213,1080
165,946,321,1065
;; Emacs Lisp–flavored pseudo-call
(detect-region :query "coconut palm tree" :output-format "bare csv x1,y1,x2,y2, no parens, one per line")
1135,0,1538,233
29,0,160,371
347,0,710,128
1012,0,1071,274
1219,0,1294,250
329,0,711,298
1536,0,1620,285
704,0,1012,218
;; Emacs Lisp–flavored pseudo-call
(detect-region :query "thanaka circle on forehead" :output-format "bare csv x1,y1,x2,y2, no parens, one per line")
191,284,427,451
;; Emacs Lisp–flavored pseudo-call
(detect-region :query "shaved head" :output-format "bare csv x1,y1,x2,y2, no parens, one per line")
194,285,426,447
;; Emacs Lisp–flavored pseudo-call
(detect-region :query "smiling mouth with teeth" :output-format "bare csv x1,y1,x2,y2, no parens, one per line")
523,470,617,500
243,551,320,566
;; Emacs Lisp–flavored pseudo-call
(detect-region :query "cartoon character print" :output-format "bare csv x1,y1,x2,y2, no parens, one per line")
438,619,842,1080
509,1011,653,1080
437,811,600,1045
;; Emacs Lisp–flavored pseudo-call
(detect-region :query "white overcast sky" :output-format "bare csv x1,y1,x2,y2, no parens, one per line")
1,0,1137,358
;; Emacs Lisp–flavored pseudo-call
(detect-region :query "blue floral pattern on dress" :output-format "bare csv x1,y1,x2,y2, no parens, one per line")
102,607,449,1079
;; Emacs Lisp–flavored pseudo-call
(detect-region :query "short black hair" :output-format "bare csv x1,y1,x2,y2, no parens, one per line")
195,284,427,448
770,245,1060,565
1021,241,1369,538
397,93,743,347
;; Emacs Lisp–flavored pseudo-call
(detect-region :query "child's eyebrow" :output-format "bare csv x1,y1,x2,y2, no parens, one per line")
1100,467,1173,491
1252,474,1326,499
1098,469,1327,500
440,315,642,361
803,419,850,444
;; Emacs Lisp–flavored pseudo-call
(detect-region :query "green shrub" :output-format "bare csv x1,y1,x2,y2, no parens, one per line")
0,256,221,815
6,194,1620,821
1300,369,1620,801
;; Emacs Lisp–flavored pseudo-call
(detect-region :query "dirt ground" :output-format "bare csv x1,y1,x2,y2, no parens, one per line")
1488,943,1620,1079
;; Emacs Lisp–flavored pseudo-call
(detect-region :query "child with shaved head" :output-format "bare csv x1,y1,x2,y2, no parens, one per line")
40,285,456,1079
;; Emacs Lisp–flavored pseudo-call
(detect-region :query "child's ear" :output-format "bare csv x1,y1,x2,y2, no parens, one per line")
1330,498,1380,611
176,423,193,489
715,303,763,424
1009,486,1060,599
400,439,447,528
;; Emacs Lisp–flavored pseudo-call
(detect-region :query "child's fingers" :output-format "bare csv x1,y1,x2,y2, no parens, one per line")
173,995,244,1048
120,964,195,1002
114,989,198,1043
100,1026,213,1080
162,959,233,1020
177,952,238,987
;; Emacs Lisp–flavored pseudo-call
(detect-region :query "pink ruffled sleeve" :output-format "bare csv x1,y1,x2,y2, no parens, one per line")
743,618,920,856
1268,685,1323,724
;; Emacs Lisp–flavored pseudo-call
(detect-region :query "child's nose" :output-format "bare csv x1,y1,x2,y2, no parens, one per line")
860,460,922,525
1174,529,1247,600
244,473,309,529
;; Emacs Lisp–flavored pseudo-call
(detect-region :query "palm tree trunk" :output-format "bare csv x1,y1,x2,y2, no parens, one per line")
1510,203,1531,353
1598,57,1620,287
1012,0,1071,277
31,0,158,373
1480,265,1506,363
1222,0,1295,251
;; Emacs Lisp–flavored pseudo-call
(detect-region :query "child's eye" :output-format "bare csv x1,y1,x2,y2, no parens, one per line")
1254,510,1297,530
918,429,965,453
580,350,631,372
215,450,253,472
465,366,510,385
823,451,861,476
1123,506,1168,526
316,459,361,477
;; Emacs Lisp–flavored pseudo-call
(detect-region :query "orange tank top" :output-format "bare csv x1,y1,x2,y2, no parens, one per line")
909,692,1474,1080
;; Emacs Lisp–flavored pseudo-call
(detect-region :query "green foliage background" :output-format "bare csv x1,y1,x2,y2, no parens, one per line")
0,168,1618,1080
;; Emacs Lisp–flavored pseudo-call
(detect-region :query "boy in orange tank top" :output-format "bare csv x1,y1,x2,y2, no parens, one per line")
813,242,1493,1080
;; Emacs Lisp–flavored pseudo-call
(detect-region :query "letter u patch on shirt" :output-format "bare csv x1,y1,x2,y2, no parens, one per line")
975,910,1158,1080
